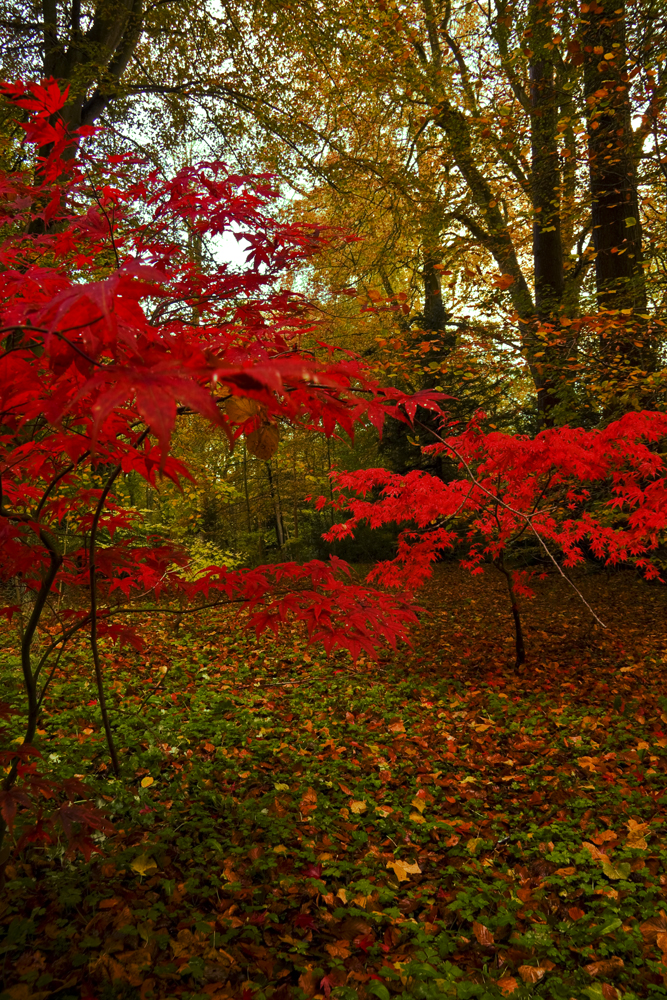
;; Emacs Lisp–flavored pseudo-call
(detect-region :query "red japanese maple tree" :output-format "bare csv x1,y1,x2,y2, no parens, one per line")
325,409,667,667
0,81,438,857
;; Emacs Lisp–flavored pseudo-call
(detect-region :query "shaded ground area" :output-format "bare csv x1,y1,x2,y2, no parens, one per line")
2,565,667,1000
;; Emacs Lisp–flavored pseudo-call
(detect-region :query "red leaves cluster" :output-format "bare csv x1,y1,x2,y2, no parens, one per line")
0,79,432,666
327,410,667,597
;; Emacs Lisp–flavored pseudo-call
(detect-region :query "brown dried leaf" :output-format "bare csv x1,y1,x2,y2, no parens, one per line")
640,910,667,944
246,423,279,460
225,396,259,423
325,940,351,959
626,818,650,850
518,965,547,984
584,956,624,977
472,921,494,946
582,840,608,863
299,786,317,816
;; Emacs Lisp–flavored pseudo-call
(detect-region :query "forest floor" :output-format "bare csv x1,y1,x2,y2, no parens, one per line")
2,565,667,1000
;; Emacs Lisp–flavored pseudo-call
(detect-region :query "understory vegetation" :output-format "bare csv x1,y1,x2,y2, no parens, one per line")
2,569,667,1000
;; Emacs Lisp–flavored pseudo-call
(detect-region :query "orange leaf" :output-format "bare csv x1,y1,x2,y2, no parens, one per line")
497,978,520,996
492,274,515,290
299,787,317,815
626,818,650,850
582,840,609,863
325,940,351,959
568,906,586,921
518,966,547,984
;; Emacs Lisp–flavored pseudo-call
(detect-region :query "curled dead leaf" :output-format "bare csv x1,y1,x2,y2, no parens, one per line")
246,422,279,460
349,800,367,814
518,965,547,984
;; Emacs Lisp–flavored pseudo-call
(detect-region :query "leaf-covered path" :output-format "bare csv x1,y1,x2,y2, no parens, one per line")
2,566,667,1000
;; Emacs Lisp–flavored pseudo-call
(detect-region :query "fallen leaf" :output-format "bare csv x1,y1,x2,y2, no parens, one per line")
582,841,607,862
409,811,426,824
518,965,547,984
640,911,667,944
274,782,290,791
411,796,427,814
300,786,318,815
568,906,586,920
325,940,351,959
349,800,367,814
601,859,631,880
626,818,650,850
584,957,624,977
386,859,421,882
140,776,154,788
472,921,494,945
497,978,520,996
131,853,157,877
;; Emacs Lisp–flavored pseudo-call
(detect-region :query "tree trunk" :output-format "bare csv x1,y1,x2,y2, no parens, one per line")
497,559,526,669
582,0,652,367
529,0,565,418
266,461,284,548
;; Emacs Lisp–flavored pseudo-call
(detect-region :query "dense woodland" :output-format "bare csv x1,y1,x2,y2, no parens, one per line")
2,1,667,999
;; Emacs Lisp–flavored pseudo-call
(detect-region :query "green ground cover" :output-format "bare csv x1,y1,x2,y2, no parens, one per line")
1,568,667,1000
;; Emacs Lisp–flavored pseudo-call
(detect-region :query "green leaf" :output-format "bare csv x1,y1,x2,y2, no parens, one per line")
601,859,631,880
625,216,637,227
367,983,391,1000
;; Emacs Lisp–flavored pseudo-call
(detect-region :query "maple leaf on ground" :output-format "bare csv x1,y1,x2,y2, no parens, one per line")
386,859,421,881
325,940,351,959
497,979,520,997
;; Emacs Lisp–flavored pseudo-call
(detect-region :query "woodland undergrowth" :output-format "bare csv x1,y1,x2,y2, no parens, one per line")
1,566,667,1000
